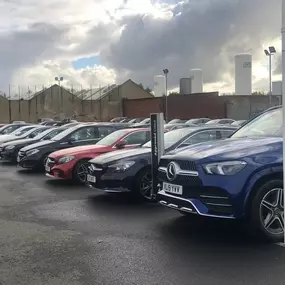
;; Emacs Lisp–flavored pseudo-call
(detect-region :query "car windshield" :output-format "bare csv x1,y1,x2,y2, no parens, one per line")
205,120,217,124
185,119,198,124
143,128,195,150
40,128,67,140
96,129,131,146
50,126,79,141
139,118,150,124
0,125,20,134
231,107,282,138
13,127,35,136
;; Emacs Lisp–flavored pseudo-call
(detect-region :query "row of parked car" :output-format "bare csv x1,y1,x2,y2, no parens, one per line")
110,116,247,128
0,107,282,242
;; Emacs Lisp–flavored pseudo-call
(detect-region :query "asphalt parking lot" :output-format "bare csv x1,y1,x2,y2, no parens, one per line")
0,163,284,285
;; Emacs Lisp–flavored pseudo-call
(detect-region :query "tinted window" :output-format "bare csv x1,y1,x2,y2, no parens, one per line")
219,130,234,138
143,128,196,150
179,130,217,147
98,126,115,138
68,127,98,141
124,131,150,145
1,125,21,134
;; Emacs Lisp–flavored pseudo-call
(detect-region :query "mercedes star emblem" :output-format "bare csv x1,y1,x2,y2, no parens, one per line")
166,162,178,181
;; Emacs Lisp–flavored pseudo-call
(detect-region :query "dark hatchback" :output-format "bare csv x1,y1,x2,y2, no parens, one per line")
17,123,127,170
87,125,237,200
0,127,66,163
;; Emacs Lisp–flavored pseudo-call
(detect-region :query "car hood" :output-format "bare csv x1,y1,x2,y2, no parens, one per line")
0,134,16,142
89,147,151,165
164,137,282,163
1,138,38,148
50,144,110,157
21,140,54,152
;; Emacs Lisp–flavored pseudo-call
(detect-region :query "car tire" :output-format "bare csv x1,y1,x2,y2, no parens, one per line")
250,179,284,243
72,159,90,184
133,167,155,202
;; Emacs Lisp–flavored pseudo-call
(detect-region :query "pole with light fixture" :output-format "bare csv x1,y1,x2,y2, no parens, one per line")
163,69,169,122
264,47,276,106
55,77,64,114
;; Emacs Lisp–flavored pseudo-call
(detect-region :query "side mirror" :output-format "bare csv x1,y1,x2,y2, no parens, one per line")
115,139,127,149
29,133,36,138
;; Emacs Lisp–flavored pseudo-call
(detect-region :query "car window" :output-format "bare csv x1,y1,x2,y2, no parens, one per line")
68,127,98,141
1,125,19,134
179,130,217,147
219,130,234,138
98,126,115,138
124,131,150,145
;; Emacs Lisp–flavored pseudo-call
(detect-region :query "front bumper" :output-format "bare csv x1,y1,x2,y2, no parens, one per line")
0,149,17,162
157,161,248,219
17,151,42,169
86,164,135,193
45,158,74,180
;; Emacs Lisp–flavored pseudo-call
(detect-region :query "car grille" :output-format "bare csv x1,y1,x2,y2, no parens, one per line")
158,171,202,186
159,158,197,172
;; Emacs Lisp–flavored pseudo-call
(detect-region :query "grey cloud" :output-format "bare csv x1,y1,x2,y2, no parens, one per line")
100,0,281,89
0,22,69,89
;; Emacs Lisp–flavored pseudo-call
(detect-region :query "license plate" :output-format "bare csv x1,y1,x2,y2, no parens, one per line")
17,156,20,162
45,165,50,172
163,182,183,195
87,174,96,183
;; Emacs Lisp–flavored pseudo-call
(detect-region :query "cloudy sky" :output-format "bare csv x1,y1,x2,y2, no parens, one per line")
0,0,282,96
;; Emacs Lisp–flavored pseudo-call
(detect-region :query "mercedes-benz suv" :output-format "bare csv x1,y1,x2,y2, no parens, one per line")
157,106,283,242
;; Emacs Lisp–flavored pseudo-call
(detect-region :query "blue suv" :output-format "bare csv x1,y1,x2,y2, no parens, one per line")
156,106,283,242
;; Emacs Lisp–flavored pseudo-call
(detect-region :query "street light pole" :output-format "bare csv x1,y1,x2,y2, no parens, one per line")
55,77,64,115
264,47,276,106
163,69,169,122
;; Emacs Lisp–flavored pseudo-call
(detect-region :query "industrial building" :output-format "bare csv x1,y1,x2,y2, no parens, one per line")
0,79,153,123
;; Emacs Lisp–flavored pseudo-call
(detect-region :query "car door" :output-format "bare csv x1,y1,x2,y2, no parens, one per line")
176,130,219,149
122,130,150,148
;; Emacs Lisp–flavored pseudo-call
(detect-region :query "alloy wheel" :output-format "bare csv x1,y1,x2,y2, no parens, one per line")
139,172,153,200
76,163,89,183
259,188,284,235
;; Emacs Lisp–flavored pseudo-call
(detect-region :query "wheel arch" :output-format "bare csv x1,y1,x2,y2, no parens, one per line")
244,171,283,217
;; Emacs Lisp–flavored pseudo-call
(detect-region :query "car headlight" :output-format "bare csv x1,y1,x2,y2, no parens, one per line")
26,149,40,156
6,145,15,150
58,155,75,164
109,161,135,172
203,161,247,175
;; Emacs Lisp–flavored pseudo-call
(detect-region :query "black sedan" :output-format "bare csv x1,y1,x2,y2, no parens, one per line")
0,127,66,163
86,125,237,201
17,123,127,170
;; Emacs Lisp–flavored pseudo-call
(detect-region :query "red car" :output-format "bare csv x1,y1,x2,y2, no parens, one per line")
45,128,150,184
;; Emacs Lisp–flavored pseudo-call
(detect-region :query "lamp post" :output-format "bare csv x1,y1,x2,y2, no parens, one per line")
163,69,169,122
264,47,276,106
55,77,64,115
